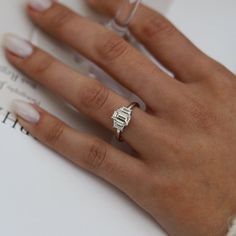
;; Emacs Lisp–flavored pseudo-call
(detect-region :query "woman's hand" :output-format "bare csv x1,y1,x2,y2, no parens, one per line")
4,0,236,235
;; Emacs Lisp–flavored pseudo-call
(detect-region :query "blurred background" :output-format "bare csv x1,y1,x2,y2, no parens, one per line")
157,0,236,73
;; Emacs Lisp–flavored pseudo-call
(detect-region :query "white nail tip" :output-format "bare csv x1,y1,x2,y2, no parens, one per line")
12,100,40,124
4,34,33,58
29,0,53,12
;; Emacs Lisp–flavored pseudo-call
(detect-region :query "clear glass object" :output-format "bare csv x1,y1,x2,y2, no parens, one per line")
88,0,143,97
107,0,142,38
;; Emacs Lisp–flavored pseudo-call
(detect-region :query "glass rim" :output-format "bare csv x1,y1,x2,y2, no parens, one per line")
114,0,142,27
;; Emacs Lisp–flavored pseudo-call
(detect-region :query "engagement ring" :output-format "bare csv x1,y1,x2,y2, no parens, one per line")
112,102,140,141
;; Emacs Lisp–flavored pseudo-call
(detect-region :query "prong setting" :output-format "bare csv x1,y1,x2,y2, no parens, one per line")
111,102,140,141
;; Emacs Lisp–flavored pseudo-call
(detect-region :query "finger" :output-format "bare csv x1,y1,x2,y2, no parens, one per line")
4,34,149,149
26,1,179,110
86,0,214,83
12,100,148,199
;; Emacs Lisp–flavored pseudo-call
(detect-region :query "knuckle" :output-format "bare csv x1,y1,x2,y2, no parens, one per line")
49,7,75,31
96,34,129,62
207,61,236,90
168,138,182,155
141,15,174,42
79,81,109,111
212,77,235,99
84,139,108,171
44,120,65,146
161,135,182,156
210,60,230,76
156,180,182,201
187,99,217,130
200,59,228,80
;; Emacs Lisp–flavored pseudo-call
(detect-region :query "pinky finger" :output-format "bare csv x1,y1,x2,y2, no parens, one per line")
12,100,147,197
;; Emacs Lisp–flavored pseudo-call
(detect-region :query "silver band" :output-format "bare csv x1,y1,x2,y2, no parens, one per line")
111,102,140,141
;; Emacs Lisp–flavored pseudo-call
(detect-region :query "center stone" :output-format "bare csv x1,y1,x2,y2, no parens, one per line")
112,106,132,132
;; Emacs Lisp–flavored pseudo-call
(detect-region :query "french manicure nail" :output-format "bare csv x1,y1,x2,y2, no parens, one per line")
12,100,40,124
4,34,33,58
28,0,53,12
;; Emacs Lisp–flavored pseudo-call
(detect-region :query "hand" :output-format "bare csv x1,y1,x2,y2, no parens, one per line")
4,0,236,235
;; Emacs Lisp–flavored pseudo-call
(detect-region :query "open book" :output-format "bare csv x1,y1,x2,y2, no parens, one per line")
0,0,172,235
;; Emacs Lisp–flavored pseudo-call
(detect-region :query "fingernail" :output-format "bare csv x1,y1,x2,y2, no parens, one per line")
4,34,33,58
28,0,53,12
12,100,40,123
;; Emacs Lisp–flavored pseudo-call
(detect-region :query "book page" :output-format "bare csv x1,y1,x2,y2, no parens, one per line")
0,1,36,110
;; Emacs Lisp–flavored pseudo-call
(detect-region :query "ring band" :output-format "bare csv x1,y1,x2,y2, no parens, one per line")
111,102,140,141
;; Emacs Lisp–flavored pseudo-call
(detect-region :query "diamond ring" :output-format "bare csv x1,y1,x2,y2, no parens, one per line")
111,102,140,141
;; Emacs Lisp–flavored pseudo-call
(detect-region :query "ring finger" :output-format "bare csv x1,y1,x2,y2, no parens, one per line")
13,103,148,202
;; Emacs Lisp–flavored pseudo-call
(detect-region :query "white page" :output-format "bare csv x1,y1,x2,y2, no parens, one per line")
0,1,36,110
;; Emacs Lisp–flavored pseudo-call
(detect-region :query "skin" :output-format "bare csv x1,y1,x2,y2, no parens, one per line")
5,0,236,235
